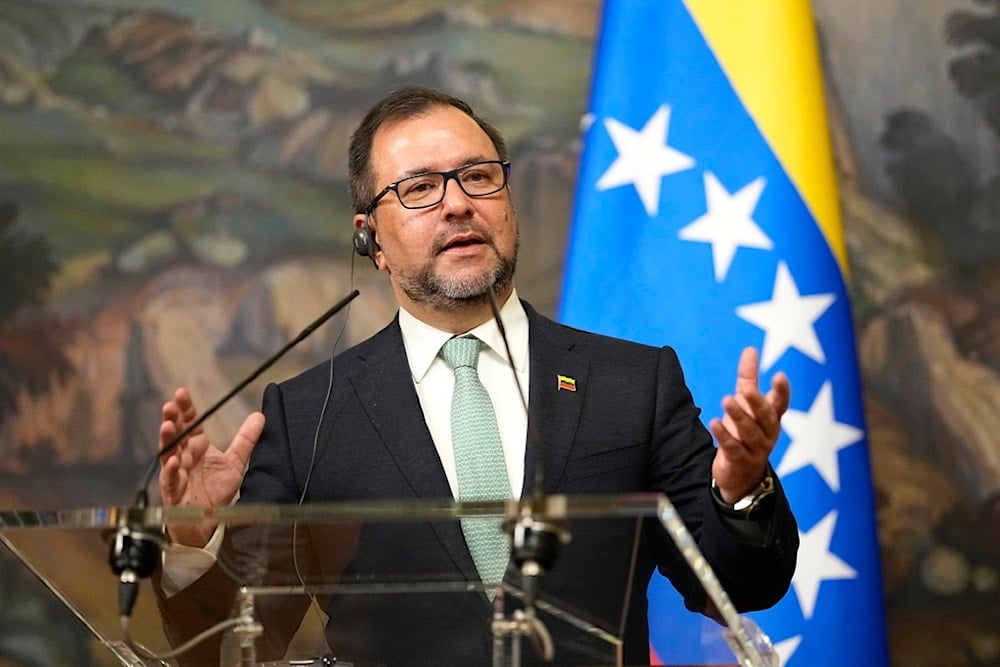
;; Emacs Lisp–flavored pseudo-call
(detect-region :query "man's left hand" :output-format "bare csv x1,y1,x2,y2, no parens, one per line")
709,347,790,504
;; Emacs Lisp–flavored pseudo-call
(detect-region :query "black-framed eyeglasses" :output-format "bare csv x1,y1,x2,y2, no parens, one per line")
364,160,511,214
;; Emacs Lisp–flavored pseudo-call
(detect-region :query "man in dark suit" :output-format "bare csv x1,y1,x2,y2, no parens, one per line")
156,86,797,666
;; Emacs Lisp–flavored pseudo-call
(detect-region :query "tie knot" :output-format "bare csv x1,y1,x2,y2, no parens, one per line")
440,336,482,370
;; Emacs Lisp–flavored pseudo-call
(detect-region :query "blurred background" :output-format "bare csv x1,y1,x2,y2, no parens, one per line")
0,1,996,665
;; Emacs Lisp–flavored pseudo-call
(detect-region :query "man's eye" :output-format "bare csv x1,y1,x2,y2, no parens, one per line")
400,178,438,198
462,170,489,183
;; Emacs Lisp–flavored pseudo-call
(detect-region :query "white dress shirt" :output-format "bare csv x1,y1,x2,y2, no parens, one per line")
398,290,530,500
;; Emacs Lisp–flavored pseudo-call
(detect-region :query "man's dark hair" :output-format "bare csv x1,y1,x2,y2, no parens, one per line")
348,86,509,213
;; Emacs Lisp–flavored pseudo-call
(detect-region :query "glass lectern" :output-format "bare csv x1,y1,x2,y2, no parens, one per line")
1,494,776,666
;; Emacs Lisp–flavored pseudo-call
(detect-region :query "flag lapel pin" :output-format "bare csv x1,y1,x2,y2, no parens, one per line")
557,375,577,392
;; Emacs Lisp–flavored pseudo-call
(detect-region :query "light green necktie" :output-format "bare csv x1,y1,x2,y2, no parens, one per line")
440,336,512,595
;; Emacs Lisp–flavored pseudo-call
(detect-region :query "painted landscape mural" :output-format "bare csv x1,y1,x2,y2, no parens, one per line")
0,1,996,665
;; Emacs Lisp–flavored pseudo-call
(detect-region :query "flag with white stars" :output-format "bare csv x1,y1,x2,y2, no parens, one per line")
558,1,888,664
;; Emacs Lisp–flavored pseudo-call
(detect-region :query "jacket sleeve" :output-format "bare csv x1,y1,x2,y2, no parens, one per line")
645,345,798,615
151,381,325,665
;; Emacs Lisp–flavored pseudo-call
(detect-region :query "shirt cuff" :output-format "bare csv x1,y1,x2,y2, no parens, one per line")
159,525,226,597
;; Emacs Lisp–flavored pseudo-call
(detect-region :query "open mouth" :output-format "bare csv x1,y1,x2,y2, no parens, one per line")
439,233,486,253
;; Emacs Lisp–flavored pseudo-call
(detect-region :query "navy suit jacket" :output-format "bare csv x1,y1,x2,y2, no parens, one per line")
158,301,797,666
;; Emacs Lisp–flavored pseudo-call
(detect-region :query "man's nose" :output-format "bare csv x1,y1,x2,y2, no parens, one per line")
440,174,474,213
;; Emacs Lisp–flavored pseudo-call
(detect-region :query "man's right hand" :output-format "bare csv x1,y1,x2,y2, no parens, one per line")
158,387,264,547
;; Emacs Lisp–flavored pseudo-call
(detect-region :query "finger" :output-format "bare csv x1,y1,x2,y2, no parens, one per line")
173,387,193,418
174,386,192,405
172,387,206,436
734,347,760,397
733,363,791,443
226,412,265,469
767,371,792,418
159,452,185,504
161,399,183,439
159,417,182,458
161,398,178,423
161,390,193,442
714,398,759,451
709,416,756,470
720,394,776,455
727,398,763,443
716,396,743,442
712,409,770,471
736,386,781,443
709,416,741,453
176,432,212,480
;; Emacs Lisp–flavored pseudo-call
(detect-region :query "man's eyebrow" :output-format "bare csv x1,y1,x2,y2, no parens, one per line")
395,157,492,179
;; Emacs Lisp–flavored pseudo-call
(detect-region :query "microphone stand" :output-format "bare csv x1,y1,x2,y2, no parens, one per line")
487,292,566,664
107,288,360,657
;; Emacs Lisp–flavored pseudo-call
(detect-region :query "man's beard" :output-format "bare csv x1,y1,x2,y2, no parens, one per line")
398,232,519,312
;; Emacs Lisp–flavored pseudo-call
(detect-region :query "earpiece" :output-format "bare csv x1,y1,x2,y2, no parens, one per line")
353,226,373,257
353,218,380,267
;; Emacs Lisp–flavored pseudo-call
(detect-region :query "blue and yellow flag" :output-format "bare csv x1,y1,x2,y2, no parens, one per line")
559,1,888,664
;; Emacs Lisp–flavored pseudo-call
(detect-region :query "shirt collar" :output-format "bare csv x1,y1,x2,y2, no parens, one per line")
399,289,529,383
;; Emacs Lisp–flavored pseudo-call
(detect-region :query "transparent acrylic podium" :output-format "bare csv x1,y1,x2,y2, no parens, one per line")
0,493,777,666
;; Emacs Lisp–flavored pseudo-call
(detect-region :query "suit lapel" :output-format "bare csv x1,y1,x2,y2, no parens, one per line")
523,305,589,494
346,319,478,578
347,322,448,498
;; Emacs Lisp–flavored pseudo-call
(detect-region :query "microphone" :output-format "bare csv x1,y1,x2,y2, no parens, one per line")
108,288,361,619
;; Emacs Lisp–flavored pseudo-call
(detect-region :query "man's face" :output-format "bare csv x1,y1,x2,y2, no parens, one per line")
361,105,519,315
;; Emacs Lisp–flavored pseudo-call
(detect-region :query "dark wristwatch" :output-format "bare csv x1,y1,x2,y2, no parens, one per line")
712,472,776,518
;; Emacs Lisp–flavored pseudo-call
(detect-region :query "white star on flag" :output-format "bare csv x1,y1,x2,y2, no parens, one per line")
777,381,865,492
793,510,858,619
774,636,802,664
736,261,836,371
596,105,696,216
678,172,772,282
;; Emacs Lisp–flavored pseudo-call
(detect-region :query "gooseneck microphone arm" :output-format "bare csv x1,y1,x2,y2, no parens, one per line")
487,292,566,662
486,292,543,510
109,288,360,623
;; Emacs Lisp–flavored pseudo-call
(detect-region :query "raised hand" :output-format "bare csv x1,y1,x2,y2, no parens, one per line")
708,347,790,503
158,387,264,547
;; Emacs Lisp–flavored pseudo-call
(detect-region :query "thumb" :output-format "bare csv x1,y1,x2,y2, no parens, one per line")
227,412,264,468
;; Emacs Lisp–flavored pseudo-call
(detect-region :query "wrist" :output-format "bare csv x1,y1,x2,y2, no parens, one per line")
711,471,775,518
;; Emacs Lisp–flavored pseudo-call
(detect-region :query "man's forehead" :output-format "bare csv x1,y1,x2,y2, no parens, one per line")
371,107,496,176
